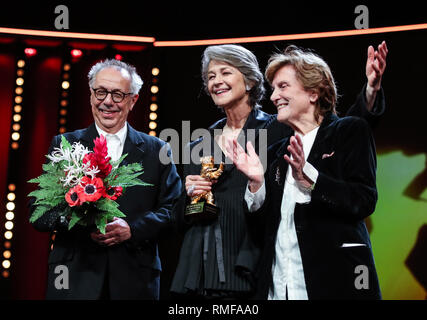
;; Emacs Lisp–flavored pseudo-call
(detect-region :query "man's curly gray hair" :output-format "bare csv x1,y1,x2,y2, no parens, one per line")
88,59,143,94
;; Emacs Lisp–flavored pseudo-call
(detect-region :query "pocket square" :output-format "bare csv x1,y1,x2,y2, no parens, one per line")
322,151,335,159
340,243,367,248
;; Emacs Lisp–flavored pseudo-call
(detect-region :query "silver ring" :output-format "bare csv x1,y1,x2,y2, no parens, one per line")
188,184,195,195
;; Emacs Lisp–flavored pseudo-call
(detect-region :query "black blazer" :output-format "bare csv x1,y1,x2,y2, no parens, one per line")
257,113,381,299
30,123,182,300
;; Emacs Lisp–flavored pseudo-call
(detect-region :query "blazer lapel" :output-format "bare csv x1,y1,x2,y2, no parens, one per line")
306,112,338,166
120,124,145,167
80,123,99,149
271,137,291,188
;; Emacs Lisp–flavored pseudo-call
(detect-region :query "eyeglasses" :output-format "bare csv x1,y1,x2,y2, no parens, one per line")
91,88,133,103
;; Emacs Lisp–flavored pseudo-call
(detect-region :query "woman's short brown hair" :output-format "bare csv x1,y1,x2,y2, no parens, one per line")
265,45,337,120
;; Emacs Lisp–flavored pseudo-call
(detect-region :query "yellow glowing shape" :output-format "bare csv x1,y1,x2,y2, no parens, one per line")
62,81,70,89
3,251,11,259
150,86,159,94
5,212,14,220
11,132,20,141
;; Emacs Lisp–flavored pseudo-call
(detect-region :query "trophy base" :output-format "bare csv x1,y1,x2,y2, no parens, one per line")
185,202,219,223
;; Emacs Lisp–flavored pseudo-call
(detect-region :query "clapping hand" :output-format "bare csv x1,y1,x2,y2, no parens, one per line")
226,139,264,192
284,135,313,189
366,40,388,91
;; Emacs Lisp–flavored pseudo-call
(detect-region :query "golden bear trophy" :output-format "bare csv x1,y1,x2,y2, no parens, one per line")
185,156,224,222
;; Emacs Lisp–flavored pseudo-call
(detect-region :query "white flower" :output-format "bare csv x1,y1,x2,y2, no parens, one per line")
48,140,90,164
84,163,100,179
48,140,99,187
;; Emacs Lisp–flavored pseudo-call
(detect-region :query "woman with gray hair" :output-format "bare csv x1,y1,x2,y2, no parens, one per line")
171,44,280,299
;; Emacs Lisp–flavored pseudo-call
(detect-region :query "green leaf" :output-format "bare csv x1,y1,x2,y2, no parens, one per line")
95,215,108,234
29,205,50,223
61,135,72,151
105,160,153,190
91,198,127,234
110,154,128,168
68,211,83,230
96,198,126,218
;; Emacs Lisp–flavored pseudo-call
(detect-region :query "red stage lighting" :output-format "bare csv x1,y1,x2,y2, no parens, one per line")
24,48,37,57
115,54,123,61
70,49,83,58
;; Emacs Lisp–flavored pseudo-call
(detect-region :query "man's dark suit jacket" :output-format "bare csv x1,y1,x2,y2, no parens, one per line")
30,123,182,300
256,112,382,299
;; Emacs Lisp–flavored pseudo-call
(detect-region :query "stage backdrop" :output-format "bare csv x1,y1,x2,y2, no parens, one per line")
0,29,426,300
0,41,153,299
155,30,427,300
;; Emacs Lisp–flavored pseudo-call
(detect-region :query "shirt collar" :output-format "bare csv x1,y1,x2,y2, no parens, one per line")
296,126,319,142
95,122,128,145
295,126,320,161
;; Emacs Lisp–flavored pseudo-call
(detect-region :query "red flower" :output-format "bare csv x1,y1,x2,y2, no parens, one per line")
83,152,96,166
65,186,84,207
93,135,112,178
104,186,123,201
83,135,112,179
79,176,104,202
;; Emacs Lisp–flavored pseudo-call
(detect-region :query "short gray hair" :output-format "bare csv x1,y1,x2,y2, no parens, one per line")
201,44,265,109
88,59,143,94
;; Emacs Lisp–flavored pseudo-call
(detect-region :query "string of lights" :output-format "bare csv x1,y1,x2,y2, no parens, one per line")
148,67,159,137
58,61,71,134
1,50,31,278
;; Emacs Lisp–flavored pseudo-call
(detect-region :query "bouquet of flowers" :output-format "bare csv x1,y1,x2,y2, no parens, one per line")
29,135,151,234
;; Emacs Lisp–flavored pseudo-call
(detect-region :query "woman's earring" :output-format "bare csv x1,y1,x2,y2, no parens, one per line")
246,84,251,91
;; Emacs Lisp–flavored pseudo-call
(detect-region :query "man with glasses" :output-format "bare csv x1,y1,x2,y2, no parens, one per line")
30,59,182,300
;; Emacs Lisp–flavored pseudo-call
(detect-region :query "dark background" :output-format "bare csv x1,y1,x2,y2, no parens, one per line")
1,2,426,39
0,1,426,300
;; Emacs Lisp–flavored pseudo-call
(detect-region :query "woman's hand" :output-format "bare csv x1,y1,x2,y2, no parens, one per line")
284,135,314,189
366,41,388,92
365,41,388,111
185,175,212,196
226,139,264,192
